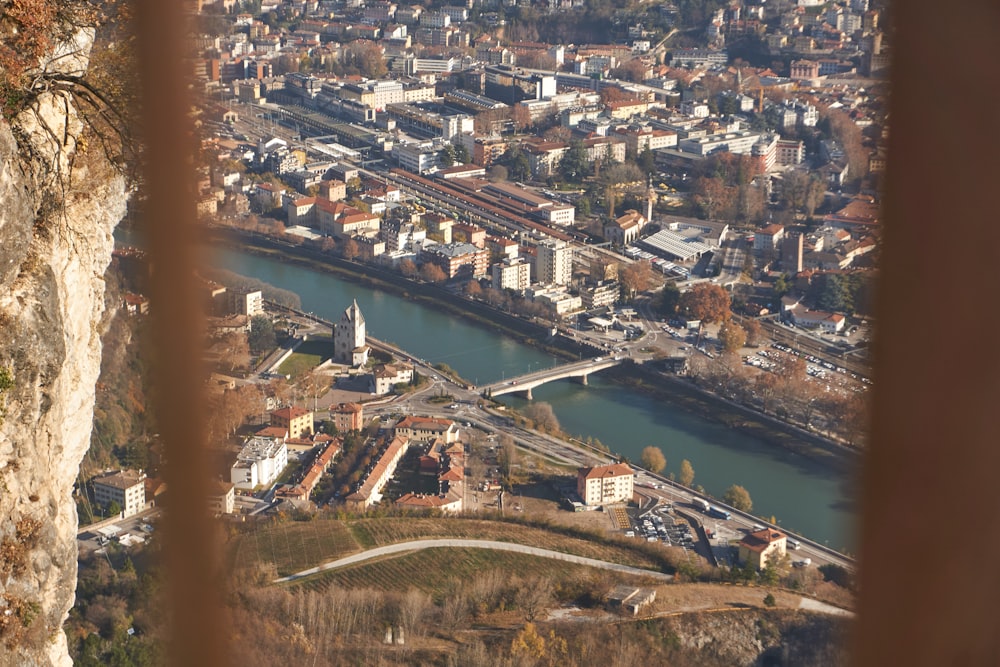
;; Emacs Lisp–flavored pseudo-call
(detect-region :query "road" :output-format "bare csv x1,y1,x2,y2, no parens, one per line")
274,538,674,584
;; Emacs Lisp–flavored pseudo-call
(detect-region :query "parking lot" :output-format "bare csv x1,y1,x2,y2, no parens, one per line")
624,503,698,551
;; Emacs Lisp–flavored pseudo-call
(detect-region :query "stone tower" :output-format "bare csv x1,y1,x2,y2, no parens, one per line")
334,299,369,367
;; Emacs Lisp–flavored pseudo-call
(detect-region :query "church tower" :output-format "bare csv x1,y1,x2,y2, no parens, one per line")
333,299,369,367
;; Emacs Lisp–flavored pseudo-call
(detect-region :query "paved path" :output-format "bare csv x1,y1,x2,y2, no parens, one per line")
798,597,855,617
274,539,674,584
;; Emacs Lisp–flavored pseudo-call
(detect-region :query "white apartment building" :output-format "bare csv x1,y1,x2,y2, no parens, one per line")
776,139,805,166
680,99,710,118
539,204,576,226
576,463,634,506
92,469,147,518
229,289,263,318
492,256,531,292
678,131,762,156
419,11,450,28
529,286,582,315
536,239,573,286
392,140,445,174
341,80,406,110
231,436,288,490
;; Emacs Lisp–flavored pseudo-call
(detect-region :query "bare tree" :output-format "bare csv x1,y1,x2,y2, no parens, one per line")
398,589,432,638
521,402,560,434
514,576,553,622
498,434,518,482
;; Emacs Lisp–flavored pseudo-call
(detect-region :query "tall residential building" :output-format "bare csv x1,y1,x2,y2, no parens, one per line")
334,299,369,367
331,402,365,432
536,239,573,286
92,469,147,518
229,288,263,318
491,256,531,292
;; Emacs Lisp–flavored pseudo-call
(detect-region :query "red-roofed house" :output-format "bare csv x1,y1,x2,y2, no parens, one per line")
270,406,314,439
395,491,463,513
255,425,289,441
279,437,342,501
738,528,787,570
824,195,880,231
394,416,459,443
345,435,410,509
576,463,634,506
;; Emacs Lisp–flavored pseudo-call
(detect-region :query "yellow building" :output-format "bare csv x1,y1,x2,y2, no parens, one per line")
738,528,787,570
270,406,314,440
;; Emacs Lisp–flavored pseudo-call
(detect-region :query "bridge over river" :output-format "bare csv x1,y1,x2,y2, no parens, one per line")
483,357,624,400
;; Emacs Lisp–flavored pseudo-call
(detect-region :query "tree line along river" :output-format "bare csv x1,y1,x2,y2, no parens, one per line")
202,241,857,552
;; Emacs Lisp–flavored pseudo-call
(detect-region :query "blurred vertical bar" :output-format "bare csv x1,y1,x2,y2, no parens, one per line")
857,1,1000,665
134,0,226,663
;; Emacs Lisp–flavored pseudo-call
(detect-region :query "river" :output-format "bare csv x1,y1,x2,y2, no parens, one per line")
192,242,858,552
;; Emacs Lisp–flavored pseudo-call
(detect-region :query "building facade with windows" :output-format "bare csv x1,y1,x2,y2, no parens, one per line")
93,470,147,518
536,239,573,285
270,406,314,440
576,463,634,506
231,436,288,490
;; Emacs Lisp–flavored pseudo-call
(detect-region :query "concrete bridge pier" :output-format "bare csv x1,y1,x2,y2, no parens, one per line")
576,373,589,386
523,387,533,400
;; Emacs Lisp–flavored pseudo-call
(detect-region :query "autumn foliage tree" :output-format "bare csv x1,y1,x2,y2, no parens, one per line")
678,459,695,487
340,238,360,261
723,484,753,512
465,279,483,298
0,0,139,172
718,320,747,354
399,258,418,278
679,284,732,332
420,262,447,283
743,319,762,347
640,446,666,474
618,261,656,301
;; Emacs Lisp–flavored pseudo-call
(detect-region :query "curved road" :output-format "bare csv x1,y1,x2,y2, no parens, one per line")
274,539,674,584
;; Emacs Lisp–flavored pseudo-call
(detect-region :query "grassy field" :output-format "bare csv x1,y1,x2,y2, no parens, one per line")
292,547,609,597
228,518,362,577
278,339,334,377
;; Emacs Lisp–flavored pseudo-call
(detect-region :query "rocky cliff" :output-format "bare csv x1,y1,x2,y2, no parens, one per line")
0,31,128,665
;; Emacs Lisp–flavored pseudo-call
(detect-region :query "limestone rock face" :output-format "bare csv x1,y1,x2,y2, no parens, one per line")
0,40,128,665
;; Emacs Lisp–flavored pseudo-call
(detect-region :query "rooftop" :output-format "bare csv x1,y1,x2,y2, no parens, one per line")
578,463,632,480
94,469,146,491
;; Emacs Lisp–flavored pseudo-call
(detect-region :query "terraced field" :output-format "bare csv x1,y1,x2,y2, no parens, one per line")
347,518,668,570
230,516,673,578
291,547,647,598
229,519,361,576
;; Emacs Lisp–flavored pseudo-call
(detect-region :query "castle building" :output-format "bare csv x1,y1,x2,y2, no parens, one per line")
334,299,369,367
